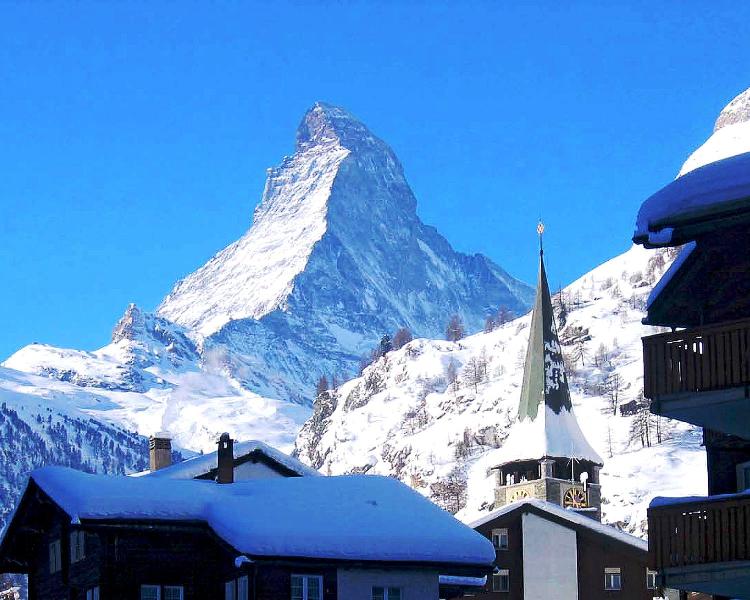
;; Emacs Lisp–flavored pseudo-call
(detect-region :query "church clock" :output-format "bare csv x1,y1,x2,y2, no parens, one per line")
563,487,588,509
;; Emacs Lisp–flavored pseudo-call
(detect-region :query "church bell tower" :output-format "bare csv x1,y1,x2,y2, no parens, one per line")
490,223,603,520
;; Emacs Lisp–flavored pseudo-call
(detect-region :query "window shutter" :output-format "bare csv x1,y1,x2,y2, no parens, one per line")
237,576,249,600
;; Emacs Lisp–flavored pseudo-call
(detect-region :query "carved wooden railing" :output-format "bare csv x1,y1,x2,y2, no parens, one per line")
648,495,750,570
643,318,750,399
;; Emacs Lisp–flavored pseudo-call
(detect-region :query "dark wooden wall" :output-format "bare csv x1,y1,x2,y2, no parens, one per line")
576,528,653,600
465,511,523,599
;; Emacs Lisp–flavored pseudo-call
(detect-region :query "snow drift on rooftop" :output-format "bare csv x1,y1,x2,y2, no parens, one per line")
26,466,494,566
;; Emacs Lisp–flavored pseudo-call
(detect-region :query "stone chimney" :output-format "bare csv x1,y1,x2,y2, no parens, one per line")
217,432,234,484
149,432,172,472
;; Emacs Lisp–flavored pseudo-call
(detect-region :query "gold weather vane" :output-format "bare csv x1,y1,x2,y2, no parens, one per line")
537,220,545,255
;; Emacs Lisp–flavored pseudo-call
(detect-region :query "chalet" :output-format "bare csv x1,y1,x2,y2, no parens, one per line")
462,499,656,600
634,123,750,595
447,238,661,600
0,437,495,600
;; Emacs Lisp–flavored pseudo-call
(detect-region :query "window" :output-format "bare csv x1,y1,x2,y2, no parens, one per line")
372,587,402,600
70,530,86,562
237,576,249,600
164,587,184,600
141,585,161,600
226,577,248,600
604,567,622,591
86,587,100,600
48,539,61,574
492,528,509,550
646,569,657,590
737,460,750,492
492,569,510,592
291,575,323,600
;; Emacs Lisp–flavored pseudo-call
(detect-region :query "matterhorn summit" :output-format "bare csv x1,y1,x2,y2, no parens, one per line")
679,86,750,176
157,102,533,399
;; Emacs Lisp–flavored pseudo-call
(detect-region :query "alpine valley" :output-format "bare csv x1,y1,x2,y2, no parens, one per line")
3,92,743,543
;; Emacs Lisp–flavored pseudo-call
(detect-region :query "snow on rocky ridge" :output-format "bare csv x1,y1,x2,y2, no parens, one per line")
294,244,706,538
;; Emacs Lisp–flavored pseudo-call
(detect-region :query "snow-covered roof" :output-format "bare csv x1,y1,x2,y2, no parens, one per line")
486,404,603,466
24,467,494,566
470,498,647,552
650,488,750,509
139,440,320,479
438,575,487,587
634,151,750,246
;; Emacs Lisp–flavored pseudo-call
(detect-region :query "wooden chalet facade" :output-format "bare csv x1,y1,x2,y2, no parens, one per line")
634,141,750,597
0,438,494,600
446,500,658,600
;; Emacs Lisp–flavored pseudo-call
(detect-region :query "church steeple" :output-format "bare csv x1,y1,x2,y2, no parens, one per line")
489,224,603,519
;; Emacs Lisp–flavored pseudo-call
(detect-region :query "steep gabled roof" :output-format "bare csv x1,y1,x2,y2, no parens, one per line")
489,253,602,467
138,440,320,479
4,467,494,568
471,498,646,552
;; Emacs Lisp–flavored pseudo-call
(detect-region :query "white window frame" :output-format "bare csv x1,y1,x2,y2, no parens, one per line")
604,567,622,591
736,459,750,492
141,584,161,600
491,527,509,550
291,574,323,600
646,569,657,590
492,569,510,592
371,586,402,600
164,586,184,600
70,530,85,563
48,539,61,574
237,575,249,600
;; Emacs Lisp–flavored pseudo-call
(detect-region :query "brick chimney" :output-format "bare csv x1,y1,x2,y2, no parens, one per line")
149,432,172,472
217,432,234,484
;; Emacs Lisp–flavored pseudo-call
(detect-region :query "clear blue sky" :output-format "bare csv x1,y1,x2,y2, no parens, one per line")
1,1,749,359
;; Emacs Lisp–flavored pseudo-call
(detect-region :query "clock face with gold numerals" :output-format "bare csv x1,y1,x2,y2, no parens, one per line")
563,487,588,509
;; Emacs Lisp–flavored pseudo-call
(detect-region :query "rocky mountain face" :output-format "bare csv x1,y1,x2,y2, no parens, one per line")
157,102,533,401
294,244,706,537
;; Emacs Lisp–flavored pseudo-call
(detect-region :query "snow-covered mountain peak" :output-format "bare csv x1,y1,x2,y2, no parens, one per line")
714,86,750,132
296,102,377,150
679,85,750,176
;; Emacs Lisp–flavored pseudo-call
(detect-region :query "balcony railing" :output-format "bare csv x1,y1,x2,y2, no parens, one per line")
643,318,750,399
648,495,750,570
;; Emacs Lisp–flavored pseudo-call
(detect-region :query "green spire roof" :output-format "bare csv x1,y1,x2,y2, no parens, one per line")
488,247,603,467
517,252,572,421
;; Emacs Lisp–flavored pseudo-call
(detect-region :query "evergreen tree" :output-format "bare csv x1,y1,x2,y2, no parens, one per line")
393,327,413,350
379,334,393,355
445,314,466,342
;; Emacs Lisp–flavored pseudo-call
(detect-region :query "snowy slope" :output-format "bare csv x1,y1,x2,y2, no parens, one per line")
294,244,706,538
3,305,307,454
0,366,152,534
679,86,750,176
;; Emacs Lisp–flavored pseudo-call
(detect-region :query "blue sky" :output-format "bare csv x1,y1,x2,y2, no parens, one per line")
1,1,749,359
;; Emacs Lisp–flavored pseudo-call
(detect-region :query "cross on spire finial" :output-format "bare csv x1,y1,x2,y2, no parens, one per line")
537,220,545,256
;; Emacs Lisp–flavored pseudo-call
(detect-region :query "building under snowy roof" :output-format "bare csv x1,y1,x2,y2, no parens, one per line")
455,498,655,600
139,437,320,480
0,465,494,599
485,242,603,520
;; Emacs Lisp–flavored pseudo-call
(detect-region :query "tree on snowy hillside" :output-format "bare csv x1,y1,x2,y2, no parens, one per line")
315,375,329,398
430,464,468,514
393,327,412,350
379,334,393,355
445,315,466,342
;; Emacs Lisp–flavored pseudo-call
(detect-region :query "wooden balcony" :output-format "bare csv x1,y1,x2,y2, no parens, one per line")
648,495,750,597
642,318,750,438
